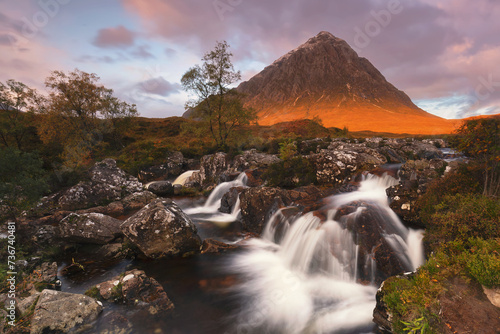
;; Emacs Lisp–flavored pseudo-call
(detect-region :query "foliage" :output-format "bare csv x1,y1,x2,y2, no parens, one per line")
181,41,256,149
416,163,483,224
450,117,500,197
424,193,500,251
0,148,49,222
0,79,40,150
264,156,317,188
278,139,298,160
36,69,138,168
463,238,500,288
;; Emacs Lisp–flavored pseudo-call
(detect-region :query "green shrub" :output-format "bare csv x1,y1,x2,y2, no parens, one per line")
463,238,500,288
424,194,500,251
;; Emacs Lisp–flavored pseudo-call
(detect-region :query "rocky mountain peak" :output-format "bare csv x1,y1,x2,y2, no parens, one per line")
236,31,453,133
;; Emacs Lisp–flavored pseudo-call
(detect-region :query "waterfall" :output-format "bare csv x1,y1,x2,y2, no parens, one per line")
173,170,198,186
184,172,247,226
229,173,424,333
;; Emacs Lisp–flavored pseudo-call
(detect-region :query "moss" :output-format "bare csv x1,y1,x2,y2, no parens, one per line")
84,286,102,300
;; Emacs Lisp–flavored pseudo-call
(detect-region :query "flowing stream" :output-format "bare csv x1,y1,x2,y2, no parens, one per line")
225,173,424,334
58,172,424,334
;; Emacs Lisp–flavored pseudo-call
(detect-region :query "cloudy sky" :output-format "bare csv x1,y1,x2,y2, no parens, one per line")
1,0,499,119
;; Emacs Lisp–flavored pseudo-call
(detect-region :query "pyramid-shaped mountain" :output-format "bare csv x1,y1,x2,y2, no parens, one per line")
237,31,456,134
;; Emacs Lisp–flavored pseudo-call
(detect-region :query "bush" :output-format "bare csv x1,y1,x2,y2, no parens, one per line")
264,156,317,188
424,193,500,251
463,238,500,288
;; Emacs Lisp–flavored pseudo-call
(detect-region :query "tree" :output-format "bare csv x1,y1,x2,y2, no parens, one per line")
452,117,500,197
181,41,255,150
0,80,39,150
37,69,138,167
0,148,48,222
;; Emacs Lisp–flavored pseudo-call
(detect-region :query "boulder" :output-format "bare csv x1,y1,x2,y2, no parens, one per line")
311,140,387,185
35,159,143,215
201,238,238,254
188,152,229,187
239,186,329,234
232,149,280,171
137,151,185,182
94,269,174,314
30,289,102,334
219,187,244,214
146,181,174,197
121,199,201,258
58,212,122,244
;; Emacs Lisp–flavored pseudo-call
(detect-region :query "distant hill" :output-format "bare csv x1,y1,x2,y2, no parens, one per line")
237,31,459,134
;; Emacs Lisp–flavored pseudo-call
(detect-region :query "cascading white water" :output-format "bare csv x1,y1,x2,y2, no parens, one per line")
184,172,247,226
173,170,198,186
229,173,424,333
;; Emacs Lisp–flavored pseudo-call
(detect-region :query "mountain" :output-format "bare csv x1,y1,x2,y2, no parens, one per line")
237,31,458,134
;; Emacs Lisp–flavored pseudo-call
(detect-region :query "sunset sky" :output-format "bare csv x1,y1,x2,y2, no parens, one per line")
1,0,499,119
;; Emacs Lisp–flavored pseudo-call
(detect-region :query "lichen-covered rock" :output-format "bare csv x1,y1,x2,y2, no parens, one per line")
188,152,229,187
121,199,201,258
58,212,122,244
94,269,174,314
138,151,185,182
232,149,280,171
311,140,387,185
34,159,143,215
30,289,102,334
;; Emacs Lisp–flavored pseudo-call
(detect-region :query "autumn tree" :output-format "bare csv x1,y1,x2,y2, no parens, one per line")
37,69,138,167
181,41,255,150
452,117,500,197
0,80,39,150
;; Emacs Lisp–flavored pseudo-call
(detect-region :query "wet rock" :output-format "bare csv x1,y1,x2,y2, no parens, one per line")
201,238,238,254
239,186,329,234
137,151,184,182
173,184,183,195
219,187,244,214
30,289,102,334
188,152,229,187
94,269,174,314
58,212,122,244
334,203,413,283
121,199,201,258
146,181,174,197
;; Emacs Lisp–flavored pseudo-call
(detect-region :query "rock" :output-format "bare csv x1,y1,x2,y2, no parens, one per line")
219,187,244,214
188,152,229,187
232,149,280,171
334,203,414,283
30,289,102,334
58,212,122,244
173,184,182,195
483,286,500,308
146,181,174,197
239,186,329,234
96,243,124,260
311,140,387,185
77,191,157,218
34,159,143,215
16,292,40,316
138,151,185,182
201,239,238,254
94,269,174,314
121,199,201,258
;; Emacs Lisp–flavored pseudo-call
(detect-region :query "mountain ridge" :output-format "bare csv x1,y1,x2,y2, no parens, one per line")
237,31,456,134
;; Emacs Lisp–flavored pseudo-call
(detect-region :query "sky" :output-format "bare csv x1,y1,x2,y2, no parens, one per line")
0,0,499,119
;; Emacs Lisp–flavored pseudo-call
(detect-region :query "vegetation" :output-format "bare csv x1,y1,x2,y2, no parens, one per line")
0,148,49,222
450,117,500,197
181,41,256,150
36,69,138,168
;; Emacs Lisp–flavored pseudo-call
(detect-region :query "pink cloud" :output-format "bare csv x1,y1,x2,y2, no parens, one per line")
93,25,135,48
